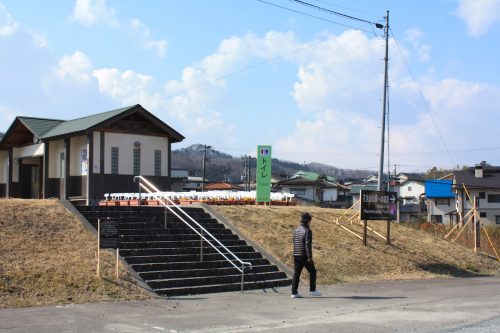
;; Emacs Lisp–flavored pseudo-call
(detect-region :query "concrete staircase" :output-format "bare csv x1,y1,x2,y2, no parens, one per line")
76,206,291,296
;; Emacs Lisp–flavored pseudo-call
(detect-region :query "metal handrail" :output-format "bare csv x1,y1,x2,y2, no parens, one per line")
133,176,252,290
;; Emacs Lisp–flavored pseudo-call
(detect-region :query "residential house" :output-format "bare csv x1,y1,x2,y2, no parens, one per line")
398,179,425,205
453,165,500,227
425,179,456,225
0,105,184,204
277,171,349,206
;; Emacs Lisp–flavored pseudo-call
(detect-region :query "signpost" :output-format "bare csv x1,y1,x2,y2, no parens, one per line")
256,145,272,205
360,190,397,246
97,218,120,278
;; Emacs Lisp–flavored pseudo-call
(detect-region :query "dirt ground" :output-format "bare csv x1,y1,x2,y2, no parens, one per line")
212,205,500,285
0,199,152,308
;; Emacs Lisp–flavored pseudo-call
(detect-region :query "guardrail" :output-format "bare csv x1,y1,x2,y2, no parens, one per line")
133,175,252,291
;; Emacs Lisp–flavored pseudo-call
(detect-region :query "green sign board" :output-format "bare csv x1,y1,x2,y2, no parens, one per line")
256,145,272,203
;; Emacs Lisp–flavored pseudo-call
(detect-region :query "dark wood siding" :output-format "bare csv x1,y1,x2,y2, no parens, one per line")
46,178,60,198
90,174,171,202
67,176,83,197
9,182,21,198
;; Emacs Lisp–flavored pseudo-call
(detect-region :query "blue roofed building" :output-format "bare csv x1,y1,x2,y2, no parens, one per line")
425,179,457,225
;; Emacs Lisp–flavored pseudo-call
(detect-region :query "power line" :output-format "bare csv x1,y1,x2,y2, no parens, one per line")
309,0,383,19
288,0,382,27
256,0,376,34
389,29,456,168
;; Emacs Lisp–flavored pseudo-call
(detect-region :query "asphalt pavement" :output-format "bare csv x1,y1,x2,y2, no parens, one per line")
1,275,499,333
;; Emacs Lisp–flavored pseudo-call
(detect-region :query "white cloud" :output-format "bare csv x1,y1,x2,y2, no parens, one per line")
0,105,15,124
0,2,18,37
404,28,431,62
71,0,118,27
456,0,500,37
129,18,167,58
57,51,93,83
92,68,163,109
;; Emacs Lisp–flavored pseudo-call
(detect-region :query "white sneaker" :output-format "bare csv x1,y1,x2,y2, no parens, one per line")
309,290,321,297
291,293,303,298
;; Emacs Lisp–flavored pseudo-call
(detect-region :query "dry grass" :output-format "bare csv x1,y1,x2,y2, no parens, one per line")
405,221,500,260
212,206,500,285
0,199,152,308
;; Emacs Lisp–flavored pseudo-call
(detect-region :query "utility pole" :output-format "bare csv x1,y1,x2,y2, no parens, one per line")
377,11,390,191
201,145,211,192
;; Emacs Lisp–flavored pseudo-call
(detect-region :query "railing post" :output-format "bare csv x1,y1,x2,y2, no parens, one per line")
200,229,203,262
164,205,167,229
241,262,245,292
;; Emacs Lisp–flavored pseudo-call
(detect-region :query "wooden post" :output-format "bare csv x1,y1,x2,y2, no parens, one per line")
116,248,119,279
482,227,500,261
386,220,391,245
363,220,368,246
97,218,100,278
474,198,480,252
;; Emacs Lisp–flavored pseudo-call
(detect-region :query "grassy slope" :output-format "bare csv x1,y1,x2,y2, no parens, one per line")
0,199,151,308
212,206,500,285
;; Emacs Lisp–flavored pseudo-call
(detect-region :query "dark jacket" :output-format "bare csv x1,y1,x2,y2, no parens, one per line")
293,224,312,258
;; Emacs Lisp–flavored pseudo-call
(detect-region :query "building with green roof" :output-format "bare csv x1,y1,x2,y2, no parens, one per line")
0,104,184,203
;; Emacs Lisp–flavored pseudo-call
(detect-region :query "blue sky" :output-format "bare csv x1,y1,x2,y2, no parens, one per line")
1,0,500,172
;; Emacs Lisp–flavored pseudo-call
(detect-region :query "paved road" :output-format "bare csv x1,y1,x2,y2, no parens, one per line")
1,276,499,333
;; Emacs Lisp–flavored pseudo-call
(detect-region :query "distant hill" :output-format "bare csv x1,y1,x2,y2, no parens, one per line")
171,144,373,183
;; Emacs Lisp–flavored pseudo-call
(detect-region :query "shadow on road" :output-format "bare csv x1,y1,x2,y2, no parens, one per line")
415,262,491,278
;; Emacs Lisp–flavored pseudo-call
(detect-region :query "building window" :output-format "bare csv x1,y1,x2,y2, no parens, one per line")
408,186,412,192
111,147,119,174
487,194,500,203
154,150,161,176
133,148,141,176
480,212,486,218
431,215,443,223
496,216,500,225
479,192,486,199
435,198,450,206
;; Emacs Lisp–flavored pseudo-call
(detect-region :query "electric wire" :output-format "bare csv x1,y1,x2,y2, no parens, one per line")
288,0,379,26
390,29,456,168
256,0,376,34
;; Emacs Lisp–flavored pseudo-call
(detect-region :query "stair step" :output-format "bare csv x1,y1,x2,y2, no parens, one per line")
155,278,292,296
120,245,254,256
123,252,262,264
147,271,288,289
139,265,278,280
131,258,271,272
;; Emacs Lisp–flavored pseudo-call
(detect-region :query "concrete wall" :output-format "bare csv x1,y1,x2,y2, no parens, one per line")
69,135,88,176
427,198,455,225
48,140,65,178
0,150,7,184
103,133,169,176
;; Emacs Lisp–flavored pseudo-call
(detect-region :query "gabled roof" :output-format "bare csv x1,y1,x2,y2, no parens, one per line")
277,178,339,188
41,106,132,139
0,116,63,148
453,166,500,190
425,179,454,198
290,170,336,182
40,104,184,142
18,117,64,138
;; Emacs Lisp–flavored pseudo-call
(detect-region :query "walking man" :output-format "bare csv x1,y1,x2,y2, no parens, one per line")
291,212,321,298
